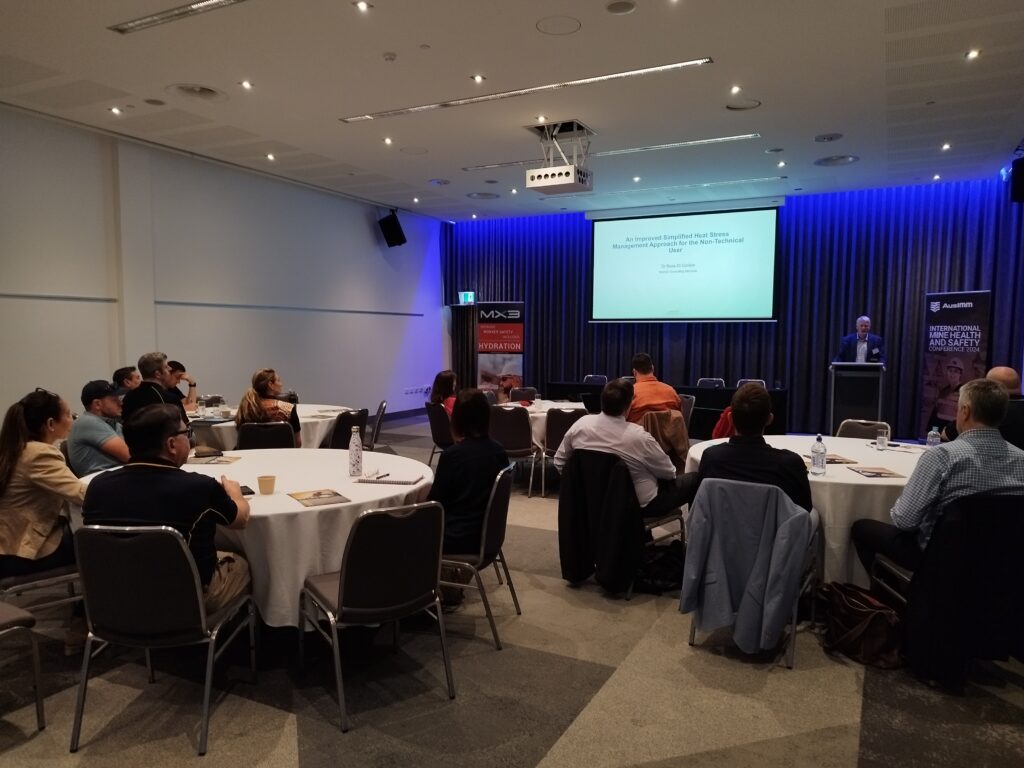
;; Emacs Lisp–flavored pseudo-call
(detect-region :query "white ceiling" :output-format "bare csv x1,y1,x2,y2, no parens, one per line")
2,0,1023,221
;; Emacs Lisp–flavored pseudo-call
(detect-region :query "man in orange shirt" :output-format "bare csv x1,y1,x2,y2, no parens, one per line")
626,353,681,424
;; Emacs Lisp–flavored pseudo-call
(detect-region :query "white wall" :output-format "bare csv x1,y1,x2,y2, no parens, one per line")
0,106,447,415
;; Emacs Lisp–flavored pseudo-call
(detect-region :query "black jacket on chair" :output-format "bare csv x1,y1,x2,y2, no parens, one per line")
557,450,646,593
904,493,1024,692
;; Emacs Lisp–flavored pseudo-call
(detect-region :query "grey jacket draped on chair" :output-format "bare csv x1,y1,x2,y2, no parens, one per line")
679,479,818,653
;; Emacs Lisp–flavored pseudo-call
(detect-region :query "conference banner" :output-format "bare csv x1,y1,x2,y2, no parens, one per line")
476,302,525,403
919,290,991,436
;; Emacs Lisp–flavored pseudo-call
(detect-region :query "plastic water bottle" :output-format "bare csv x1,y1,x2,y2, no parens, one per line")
810,434,827,476
926,426,941,448
348,426,363,477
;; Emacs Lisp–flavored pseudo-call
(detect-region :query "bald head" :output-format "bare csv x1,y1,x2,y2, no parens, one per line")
987,366,1022,397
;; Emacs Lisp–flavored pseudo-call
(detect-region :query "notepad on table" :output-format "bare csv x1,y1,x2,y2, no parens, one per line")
354,475,423,485
847,466,905,479
289,489,350,506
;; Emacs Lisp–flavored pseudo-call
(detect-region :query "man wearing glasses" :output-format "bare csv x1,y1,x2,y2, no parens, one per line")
83,404,251,612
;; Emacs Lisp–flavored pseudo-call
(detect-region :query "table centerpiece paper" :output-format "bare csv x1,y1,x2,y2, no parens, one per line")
847,466,905,478
187,455,241,465
289,489,351,506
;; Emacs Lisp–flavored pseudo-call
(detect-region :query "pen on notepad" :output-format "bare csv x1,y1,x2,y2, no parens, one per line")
376,473,389,480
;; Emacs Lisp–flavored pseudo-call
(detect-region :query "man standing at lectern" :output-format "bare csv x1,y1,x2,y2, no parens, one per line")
834,315,886,365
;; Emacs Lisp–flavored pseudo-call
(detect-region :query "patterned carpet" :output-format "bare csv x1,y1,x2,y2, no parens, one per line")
1,415,1021,766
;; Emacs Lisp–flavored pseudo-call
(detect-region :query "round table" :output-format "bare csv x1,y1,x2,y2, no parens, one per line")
685,435,926,585
87,449,431,627
191,404,352,451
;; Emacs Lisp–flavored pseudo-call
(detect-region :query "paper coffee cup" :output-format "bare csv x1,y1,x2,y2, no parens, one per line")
257,475,276,494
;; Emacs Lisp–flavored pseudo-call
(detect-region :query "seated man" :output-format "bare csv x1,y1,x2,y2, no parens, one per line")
66,380,130,476
166,359,199,412
82,404,251,613
942,366,1024,449
626,352,681,425
122,351,188,424
696,383,812,511
112,365,141,398
555,378,696,517
852,378,1024,572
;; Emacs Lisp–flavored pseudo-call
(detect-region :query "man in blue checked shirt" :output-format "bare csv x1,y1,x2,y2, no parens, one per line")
852,377,1024,572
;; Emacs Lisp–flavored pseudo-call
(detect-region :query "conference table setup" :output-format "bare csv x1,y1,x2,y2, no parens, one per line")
685,434,927,586
189,404,353,451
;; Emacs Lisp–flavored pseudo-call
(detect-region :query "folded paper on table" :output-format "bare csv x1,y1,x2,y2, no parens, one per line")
289,489,350,506
847,466,905,478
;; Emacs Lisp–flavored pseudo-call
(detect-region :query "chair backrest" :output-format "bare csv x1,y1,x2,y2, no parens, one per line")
678,393,696,429
424,401,455,449
237,421,294,450
329,408,369,449
737,378,767,388
582,374,608,385
74,525,208,645
696,377,726,389
835,419,890,440
545,408,587,456
620,376,636,384
337,502,444,625
483,390,497,405
279,390,299,404
471,464,516,562
509,387,537,403
489,405,534,456
364,399,387,450
580,392,602,414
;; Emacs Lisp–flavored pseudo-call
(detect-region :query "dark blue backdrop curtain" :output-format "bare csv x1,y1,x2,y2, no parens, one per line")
442,177,1023,438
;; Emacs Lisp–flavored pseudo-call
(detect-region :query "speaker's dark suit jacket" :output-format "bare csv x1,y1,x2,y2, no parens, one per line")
834,333,886,364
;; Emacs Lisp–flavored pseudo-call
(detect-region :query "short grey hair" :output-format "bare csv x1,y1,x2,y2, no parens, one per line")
856,315,871,325
958,378,1008,426
137,351,168,379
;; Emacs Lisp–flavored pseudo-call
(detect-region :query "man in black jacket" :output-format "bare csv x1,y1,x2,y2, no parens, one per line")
695,383,813,511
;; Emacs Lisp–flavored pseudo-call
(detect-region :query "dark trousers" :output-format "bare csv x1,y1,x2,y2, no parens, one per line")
0,521,75,578
643,472,699,519
851,518,923,573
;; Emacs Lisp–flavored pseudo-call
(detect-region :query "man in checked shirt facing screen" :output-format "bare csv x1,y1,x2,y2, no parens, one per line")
851,377,1024,573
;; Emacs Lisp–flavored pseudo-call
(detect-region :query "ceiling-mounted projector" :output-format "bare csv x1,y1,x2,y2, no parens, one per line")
525,119,595,195
525,164,592,194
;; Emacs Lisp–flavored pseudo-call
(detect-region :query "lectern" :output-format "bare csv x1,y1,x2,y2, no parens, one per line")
829,363,885,434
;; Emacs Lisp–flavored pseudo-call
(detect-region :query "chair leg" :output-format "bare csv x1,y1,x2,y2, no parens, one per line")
786,592,799,670
297,592,306,671
69,635,94,752
527,453,537,498
29,630,44,731
428,445,437,469
492,561,503,585
145,648,155,683
198,638,217,755
473,568,502,650
688,619,696,646
434,597,456,699
328,619,349,732
248,600,258,683
541,453,546,497
498,550,522,615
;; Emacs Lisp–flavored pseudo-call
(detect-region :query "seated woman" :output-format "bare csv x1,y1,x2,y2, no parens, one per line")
236,368,301,447
0,389,86,576
429,369,458,417
427,388,510,554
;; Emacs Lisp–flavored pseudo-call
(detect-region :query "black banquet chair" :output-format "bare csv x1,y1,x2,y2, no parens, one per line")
508,387,537,403
327,408,369,449
441,464,521,649
70,525,257,756
236,422,294,450
489,405,539,495
536,407,587,497
298,501,456,732
0,602,45,732
425,402,455,467
364,400,387,451
696,377,726,389
582,374,607,385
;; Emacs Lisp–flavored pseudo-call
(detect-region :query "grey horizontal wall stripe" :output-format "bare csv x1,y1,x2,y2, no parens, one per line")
0,292,116,304
155,299,423,318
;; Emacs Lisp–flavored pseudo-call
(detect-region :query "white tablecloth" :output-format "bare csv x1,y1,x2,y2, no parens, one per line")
191,404,351,451
514,400,587,448
685,435,926,586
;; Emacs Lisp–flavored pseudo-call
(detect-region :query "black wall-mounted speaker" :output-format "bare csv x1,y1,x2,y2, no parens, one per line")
378,210,407,247
1011,157,1024,204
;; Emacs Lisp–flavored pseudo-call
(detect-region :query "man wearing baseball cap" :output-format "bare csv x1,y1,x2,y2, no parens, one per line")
65,380,131,476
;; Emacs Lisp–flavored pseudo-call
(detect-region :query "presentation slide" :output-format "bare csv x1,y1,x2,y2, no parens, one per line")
591,208,778,322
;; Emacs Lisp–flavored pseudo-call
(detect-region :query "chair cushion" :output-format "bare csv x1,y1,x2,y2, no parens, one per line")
0,601,36,631
303,571,341,614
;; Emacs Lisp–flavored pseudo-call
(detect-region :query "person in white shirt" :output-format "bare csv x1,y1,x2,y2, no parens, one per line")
554,378,696,517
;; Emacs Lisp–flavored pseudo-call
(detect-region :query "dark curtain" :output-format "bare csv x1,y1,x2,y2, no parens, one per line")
442,178,1024,438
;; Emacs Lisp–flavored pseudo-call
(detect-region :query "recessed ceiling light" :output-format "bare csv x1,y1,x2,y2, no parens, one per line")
965,49,981,60
471,74,486,84
730,85,742,95
383,137,393,145
814,154,859,167
633,176,641,182
814,133,843,143
511,188,518,194
413,197,419,203
143,98,165,106
536,115,547,123
471,214,478,219
724,99,761,111
777,160,786,168
266,153,275,161
341,57,712,122
240,80,252,90
109,0,249,34
941,142,951,151
353,1,372,11
933,174,941,180
109,106,122,115
765,147,784,154
606,1,637,15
